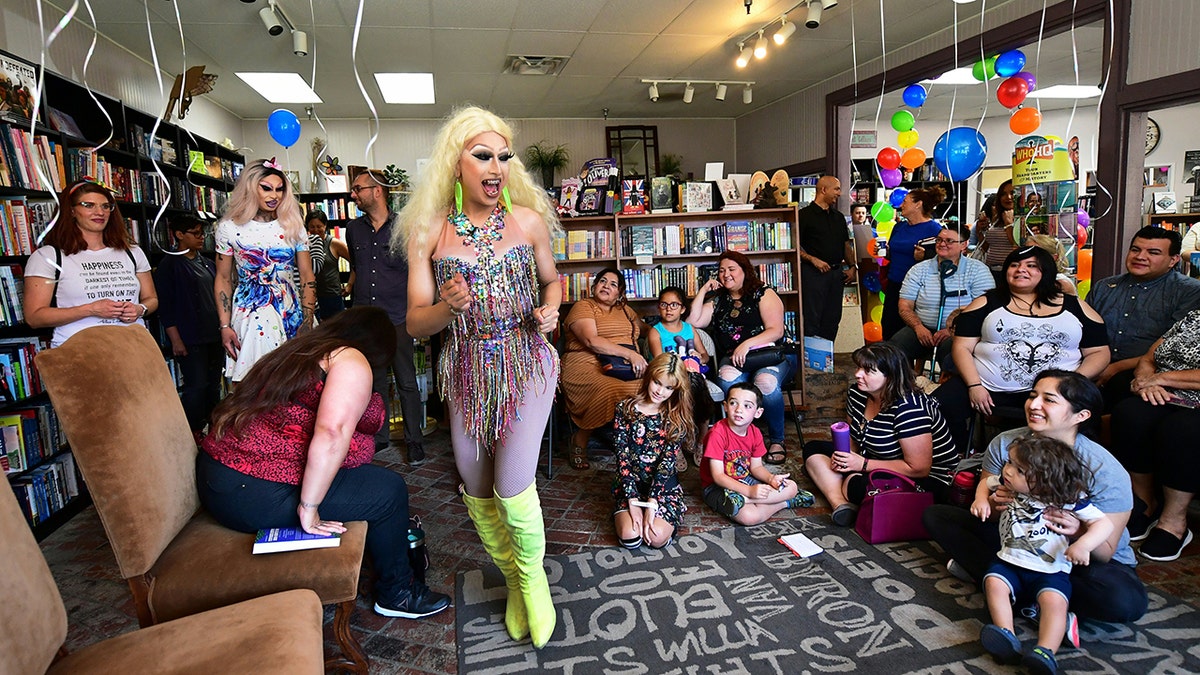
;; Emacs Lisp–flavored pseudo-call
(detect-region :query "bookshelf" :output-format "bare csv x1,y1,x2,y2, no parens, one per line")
556,206,806,407
0,48,244,536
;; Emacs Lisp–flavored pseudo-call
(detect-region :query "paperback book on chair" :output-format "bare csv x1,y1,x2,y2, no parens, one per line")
253,527,341,554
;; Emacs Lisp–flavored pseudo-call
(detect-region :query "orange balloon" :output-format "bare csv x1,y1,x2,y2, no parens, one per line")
900,147,927,171
864,321,883,343
867,238,879,257
1077,248,1092,282
1010,107,1042,135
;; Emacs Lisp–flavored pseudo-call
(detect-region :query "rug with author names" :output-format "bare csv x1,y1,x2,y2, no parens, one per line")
455,517,1200,674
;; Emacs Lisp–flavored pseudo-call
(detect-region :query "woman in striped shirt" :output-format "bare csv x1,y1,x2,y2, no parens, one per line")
803,342,958,526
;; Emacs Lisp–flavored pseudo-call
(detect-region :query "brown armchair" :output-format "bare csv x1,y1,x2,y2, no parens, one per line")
0,477,325,675
37,326,370,673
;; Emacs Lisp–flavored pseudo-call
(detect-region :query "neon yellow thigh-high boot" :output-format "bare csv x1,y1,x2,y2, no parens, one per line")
462,493,528,641
495,483,556,648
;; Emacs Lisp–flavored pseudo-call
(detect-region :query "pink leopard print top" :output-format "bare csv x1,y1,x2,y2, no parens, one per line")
201,378,386,485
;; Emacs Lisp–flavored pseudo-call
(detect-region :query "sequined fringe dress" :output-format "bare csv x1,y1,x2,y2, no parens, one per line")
433,244,557,454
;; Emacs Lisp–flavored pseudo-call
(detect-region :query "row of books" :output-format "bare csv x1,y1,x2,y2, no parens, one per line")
0,198,53,255
553,229,617,260
301,197,362,221
620,220,792,257
12,452,80,526
0,337,49,402
0,124,65,192
1,402,65,475
559,272,595,302
128,124,178,164
139,174,229,214
620,262,794,300
0,264,24,326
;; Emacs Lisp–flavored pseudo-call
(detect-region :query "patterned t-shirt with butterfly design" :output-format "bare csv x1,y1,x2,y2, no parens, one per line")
954,293,1108,392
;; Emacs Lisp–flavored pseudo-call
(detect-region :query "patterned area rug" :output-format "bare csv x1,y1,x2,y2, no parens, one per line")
457,516,1200,674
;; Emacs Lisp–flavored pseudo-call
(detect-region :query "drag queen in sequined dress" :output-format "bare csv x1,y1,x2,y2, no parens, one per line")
397,107,562,649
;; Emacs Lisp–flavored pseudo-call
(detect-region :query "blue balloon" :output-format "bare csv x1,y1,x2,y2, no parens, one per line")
933,127,988,182
994,50,1027,78
889,187,909,208
862,271,882,293
267,109,301,148
902,84,927,108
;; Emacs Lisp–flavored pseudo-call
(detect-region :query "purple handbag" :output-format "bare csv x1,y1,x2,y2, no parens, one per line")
854,469,934,544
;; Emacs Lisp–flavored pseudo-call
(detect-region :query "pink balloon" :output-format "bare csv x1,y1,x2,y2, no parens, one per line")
880,167,903,189
1076,223,1088,249
1014,71,1037,92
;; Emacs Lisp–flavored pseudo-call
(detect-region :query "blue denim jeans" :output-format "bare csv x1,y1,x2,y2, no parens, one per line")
716,353,798,446
196,452,416,600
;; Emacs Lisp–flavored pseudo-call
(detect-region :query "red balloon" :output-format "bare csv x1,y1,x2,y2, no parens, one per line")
1077,223,1088,249
1009,107,1042,135
997,76,1030,108
877,147,901,171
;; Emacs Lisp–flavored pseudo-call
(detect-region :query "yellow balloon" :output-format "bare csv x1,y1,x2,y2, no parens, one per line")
898,130,919,149
870,304,884,324
1077,279,1091,300
876,220,895,239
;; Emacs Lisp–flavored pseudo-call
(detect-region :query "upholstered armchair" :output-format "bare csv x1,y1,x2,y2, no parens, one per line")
0,477,325,674
37,326,371,673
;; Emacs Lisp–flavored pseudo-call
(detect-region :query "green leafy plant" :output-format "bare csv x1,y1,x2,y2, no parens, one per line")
659,153,683,179
524,141,571,187
383,164,409,190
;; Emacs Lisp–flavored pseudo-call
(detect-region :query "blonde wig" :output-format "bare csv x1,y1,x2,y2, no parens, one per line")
221,159,305,244
395,106,561,258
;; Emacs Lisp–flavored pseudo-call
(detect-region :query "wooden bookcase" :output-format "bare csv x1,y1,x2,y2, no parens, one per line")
0,48,243,537
556,206,806,407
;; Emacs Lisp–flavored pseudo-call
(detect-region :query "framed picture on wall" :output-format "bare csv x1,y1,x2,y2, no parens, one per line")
1144,165,1171,188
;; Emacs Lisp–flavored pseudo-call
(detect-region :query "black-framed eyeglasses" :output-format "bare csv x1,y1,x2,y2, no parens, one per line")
658,301,683,310
183,228,206,237
75,201,116,211
935,237,962,245
350,184,379,195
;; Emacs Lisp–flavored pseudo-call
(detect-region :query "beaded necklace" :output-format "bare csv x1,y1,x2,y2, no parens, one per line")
450,205,505,266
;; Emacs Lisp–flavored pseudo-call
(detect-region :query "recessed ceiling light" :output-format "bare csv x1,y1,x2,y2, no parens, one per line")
235,72,322,103
920,66,978,86
1026,84,1103,99
374,73,435,104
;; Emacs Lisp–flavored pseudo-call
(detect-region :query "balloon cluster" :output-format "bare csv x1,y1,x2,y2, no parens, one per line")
975,50,1042,136
874,84,929,191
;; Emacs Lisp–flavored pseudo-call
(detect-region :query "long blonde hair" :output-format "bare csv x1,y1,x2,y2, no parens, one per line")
395,106,560,258
633,352,696,447
222,159,304,244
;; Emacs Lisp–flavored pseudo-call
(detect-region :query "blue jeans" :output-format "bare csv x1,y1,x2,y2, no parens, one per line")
196,452,416,601
716,353,797,446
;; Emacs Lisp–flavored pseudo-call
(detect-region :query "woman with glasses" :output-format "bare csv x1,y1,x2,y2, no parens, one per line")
24,179,157,348
213,159,315,383
153,215,222,435
561,268,645,470
649,285,714,469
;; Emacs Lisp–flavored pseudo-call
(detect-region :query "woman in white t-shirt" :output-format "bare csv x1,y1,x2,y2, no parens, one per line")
24,180,156,348
213,159,315,382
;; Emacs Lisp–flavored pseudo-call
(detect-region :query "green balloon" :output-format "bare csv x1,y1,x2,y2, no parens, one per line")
972,56,998,81
871,201,895,222
890,110,915,132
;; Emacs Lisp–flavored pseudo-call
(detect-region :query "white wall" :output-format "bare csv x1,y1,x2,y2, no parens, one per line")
2,0,243,147
1143,101,1200,207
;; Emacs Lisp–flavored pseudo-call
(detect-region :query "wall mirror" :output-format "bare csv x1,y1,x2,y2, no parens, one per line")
606,125,659,179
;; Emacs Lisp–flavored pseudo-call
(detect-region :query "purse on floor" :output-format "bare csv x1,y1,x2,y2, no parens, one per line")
855,469,934,544
598,344,640,380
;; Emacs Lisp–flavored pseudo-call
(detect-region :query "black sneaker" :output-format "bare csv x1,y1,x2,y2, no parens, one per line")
374,582,451,619
1128,497,1161,542
408,444,427,466
1139,527,1194,562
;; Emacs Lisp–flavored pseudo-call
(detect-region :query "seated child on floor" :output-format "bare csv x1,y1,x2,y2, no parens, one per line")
971,434,1113,675
648,285,715,471
612,353,695,550
700,382,812,525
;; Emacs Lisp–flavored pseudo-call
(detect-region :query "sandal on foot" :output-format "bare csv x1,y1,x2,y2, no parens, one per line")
764,443,787,465
980,624,1022,665
568,444,590,470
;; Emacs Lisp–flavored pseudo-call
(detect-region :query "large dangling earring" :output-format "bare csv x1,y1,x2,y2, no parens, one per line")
454,179,463,214
502,186,513,212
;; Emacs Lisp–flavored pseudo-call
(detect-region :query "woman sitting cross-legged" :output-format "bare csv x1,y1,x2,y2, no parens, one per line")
690,251,797,465
1111,308,1200,562
932,245,1109,454
923,369,1148,624
803,342,958,526
197,306,450,619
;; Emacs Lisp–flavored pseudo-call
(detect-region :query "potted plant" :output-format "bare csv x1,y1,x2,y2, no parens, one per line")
524,141,571,187
659,153,683,179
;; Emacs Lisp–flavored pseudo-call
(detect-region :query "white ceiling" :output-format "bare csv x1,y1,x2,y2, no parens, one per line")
66,0,1101,121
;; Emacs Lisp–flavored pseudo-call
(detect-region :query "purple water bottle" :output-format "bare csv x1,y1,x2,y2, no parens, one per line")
831,422,851,456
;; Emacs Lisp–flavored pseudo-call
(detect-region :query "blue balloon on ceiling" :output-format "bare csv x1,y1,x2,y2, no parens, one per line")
267,109,301,149
933,127,988,182
902,84,927,108
994,50,1027,78
889,187,910,208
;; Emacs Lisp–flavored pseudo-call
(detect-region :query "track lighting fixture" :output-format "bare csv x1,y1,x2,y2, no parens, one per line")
820,0,838,8
805,1,823,28
683,83,694,104
292,30,308,56
715,83,727,101
648,82,659,101
259,6,284,36
735,43,750,68
259,0,308,57
743,87,753,104
753,30,767,59
638,79,751,104
774,18,796,45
